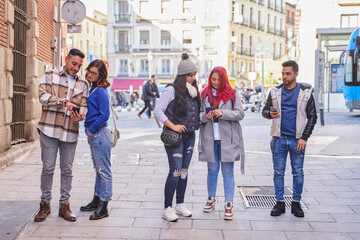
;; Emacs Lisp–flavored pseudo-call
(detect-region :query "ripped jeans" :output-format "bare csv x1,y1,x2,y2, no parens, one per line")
164,132,195,208
86,127,113,202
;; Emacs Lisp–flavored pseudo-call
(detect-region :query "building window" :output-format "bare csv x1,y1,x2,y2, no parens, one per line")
279,43,282,58
240,61,245,76
240,33,244,53
341,14,358,28
115,30,129,52
249,62,253,72
249,36,253,56
205,60,212,75
140,30,149,45
183,0,192,13
205,30,214,48
80,40,83,49
140,0,151,14
115,1,130,22
231,59,236,76
273,42,276,59
140,59,149,74
161,59,171,74
204,0,215,20
117,59,128,75
274,16,277,32
161,30,171,45
161,0,170,14
182,30,192,44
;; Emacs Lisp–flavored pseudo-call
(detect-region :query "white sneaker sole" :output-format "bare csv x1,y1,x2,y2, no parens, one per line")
162,215,179,222
176,211,192,217
224,215,233,220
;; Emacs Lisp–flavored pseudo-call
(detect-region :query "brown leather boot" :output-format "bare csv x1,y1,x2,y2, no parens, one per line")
59,202,77,222
34,201,51,222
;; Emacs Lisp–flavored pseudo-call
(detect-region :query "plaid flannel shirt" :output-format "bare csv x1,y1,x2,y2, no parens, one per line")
37,68,89,142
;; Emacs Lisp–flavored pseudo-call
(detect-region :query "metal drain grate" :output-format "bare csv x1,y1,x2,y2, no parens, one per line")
0,201,39,240
239,186,307,209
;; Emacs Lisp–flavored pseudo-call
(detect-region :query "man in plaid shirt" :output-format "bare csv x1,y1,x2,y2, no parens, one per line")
34,49,89,222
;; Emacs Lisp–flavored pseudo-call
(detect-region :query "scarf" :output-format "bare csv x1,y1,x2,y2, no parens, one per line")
186,82,198,98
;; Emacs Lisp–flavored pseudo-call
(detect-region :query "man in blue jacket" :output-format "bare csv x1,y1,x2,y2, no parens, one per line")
262,60,317,218
138,79,156,119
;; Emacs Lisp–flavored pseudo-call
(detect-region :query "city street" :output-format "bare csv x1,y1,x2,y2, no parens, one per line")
0,110,359,240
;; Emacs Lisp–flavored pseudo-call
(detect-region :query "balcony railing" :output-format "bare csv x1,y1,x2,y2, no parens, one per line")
258,23,264,31
280,30,285,37
250,0,257,3
249,20,257,29
268,2,273,9
274,4,281,12
115,45,131,53
267,26,274,34
241,17,249,26
274,28,279,35
115,13,131,22
258,0,264,6
287,17,295,25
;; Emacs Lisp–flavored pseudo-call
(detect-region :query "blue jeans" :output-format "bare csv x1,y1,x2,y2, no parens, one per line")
164,132,195,208
207,141,235,202
86,127,113,201
271,136,305,201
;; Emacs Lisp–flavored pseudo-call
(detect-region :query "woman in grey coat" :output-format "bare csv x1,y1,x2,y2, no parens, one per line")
198,66,245,220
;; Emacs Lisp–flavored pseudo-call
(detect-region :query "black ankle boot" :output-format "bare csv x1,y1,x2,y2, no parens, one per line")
80,195,100,211
291,201,304,218
271,201,285,216
89,201,109,220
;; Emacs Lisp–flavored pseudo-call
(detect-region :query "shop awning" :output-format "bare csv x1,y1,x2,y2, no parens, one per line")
111,79,147,92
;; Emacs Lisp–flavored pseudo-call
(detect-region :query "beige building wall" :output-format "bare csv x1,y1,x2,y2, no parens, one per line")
65,12,107,77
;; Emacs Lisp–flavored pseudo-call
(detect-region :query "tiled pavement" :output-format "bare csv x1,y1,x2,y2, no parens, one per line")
0,111,359,240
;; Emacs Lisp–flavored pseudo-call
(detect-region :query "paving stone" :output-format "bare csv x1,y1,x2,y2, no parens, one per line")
309,222,360,233
160,229,223,240
250,221,312,231
223,230,288,240
30,226,100,238
349,233,360,240
133,217,192,229
330,213,360,222
98,227,160,239
308,205,354,213
285,232,352,240
192,219,251,230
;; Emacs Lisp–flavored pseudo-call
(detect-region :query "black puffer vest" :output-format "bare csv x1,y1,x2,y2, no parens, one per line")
164,83,200,133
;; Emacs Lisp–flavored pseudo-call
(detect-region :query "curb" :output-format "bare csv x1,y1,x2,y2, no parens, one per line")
0,140,39,170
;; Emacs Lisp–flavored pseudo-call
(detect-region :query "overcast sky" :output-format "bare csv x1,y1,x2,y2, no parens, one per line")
79,0,107,17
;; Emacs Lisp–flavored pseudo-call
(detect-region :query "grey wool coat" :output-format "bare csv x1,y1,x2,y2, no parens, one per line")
198,90,246,174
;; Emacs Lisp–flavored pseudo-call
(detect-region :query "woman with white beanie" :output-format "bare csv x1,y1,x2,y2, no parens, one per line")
154,53,200,222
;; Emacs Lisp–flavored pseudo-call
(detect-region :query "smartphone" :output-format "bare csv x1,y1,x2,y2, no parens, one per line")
270,107,278,113
205,106,213,113
72,106,80,114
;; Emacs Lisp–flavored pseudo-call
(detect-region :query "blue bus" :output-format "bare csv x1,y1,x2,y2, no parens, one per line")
343,28,360,110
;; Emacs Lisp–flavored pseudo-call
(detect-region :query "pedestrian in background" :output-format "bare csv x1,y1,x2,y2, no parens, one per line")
262,60,317,218
199,66,245,220
151,74,160,110
35,49,88,222
138,79,156,119
154,53,200,222
81,59,113,220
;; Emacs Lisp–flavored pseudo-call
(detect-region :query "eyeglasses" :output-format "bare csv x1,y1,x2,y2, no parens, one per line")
87,70,99,76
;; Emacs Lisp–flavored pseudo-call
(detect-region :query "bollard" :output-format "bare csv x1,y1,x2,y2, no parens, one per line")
319,107,324,126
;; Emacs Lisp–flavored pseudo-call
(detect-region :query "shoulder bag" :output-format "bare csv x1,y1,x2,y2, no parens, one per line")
161,126,182,147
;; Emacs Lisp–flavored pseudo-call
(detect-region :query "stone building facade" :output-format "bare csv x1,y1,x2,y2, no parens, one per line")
0,0,56,168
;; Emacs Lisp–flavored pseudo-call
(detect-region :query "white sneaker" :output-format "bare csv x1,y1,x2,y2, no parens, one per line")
175,203,192,217
162,207,179,222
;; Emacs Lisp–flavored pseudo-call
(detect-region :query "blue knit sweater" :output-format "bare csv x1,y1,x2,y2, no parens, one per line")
84,85,110,134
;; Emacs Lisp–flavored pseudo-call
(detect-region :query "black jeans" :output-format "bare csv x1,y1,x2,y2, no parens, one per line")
139,100,151,117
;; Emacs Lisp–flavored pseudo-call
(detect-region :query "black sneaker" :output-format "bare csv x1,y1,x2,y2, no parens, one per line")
270,201,285,216
291,201,304,218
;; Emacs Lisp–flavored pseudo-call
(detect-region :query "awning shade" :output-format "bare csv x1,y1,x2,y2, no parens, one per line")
111,79,146,92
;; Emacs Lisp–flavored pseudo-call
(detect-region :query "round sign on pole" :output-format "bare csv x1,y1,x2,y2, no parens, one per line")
62,0,86,24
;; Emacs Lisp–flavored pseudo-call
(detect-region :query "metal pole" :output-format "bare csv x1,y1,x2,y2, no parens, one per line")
56,0,62,68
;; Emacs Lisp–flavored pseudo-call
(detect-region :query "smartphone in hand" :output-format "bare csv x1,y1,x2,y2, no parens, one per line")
205,106,213,113
72,106,80,114
270,107,278,113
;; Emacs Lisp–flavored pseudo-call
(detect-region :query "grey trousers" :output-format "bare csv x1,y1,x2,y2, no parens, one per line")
39,132,77,204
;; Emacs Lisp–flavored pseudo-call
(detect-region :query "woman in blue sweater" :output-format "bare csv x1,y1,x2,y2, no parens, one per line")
80,59,113,220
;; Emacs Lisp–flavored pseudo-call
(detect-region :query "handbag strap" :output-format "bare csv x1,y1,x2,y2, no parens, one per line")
110,102,119,133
